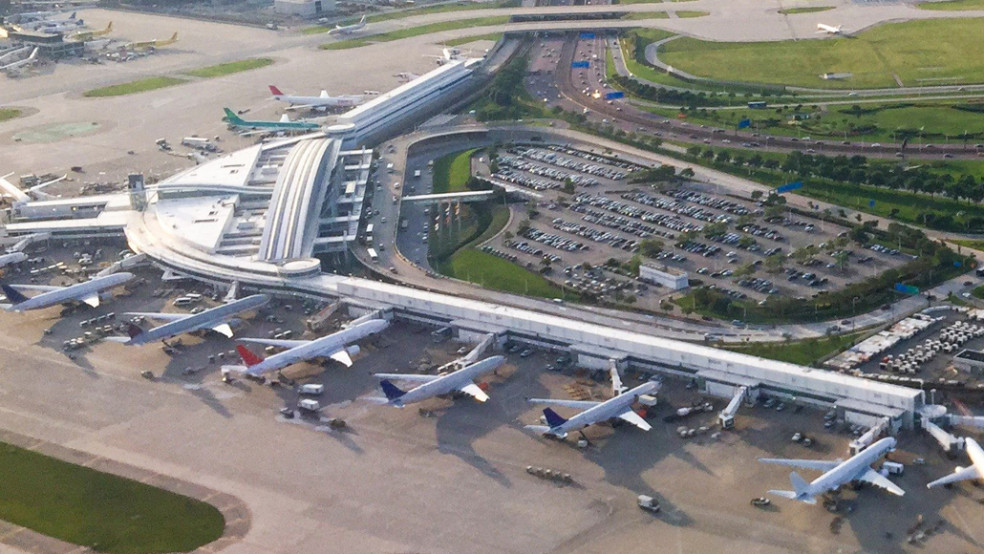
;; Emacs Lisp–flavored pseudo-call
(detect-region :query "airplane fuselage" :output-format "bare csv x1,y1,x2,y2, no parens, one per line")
806,437,896,497
4,272,133,312
243,319,387,375
549,381,658,436
124,294,269,345
389,355,505,406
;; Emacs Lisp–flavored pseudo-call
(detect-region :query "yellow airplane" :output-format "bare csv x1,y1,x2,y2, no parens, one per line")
69,21,112,41
131,32,178,50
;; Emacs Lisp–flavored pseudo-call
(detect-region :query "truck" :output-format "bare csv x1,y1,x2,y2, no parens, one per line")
413,169,422,178
298,398,321,412
182,136,217,152
299,383,325,395
882,461,904,475
637,495,660,513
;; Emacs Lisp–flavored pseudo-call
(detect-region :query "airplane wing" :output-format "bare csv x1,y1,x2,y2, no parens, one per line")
617,409,651,431
527,398,600,409
7,284,61,292
757,458,841,471
239,337,310,348
125,311,188,321
373,373,441,382
857,469,905,496
82,294,100,308
328,348,353,367
211,323,234,338
458,382,489,402
927,466,981,489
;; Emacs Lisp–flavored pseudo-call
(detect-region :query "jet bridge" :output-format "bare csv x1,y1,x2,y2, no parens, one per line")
948,414,984,429
923,419,965,453
849,417,890,455
718,386,748,429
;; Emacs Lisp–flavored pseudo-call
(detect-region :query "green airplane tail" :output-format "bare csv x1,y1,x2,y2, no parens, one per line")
223,108,244,124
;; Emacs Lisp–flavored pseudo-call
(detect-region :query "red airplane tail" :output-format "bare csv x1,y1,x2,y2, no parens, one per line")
269,85,284,97
237,344,264,367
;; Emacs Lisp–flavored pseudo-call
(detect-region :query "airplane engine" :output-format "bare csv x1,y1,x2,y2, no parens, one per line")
346,345,361,358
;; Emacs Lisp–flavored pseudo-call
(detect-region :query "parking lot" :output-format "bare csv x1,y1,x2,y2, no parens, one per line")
470,140,912,312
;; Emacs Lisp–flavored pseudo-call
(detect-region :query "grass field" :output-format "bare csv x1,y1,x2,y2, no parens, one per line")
725,332,865,366
950,239,984,252
83,76,187,97
0,442,224,553
433,148,478,194
645,99,984,143
437,248,569,299
184,57,273,78
920,0,984,9
778,6,833,14
445,32,502,46
676,10,708,17
0,108,22,122
659,18,984,89
321,16,510,49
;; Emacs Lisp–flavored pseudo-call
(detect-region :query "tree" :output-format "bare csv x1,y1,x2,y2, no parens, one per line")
562,179,575,195
834,250,850,272
517,219,530,235
639,239,664,258
738,235,756,249
765,253,785,273
750,190,764,201
680,167,695,179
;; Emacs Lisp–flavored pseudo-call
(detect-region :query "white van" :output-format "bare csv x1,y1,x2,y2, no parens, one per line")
300,384,325,395
173,297,196,307
298,398,321,412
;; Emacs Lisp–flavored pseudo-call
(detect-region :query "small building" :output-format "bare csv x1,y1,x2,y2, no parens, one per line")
954,349,984,374
274,0,336,17
639,263,688,290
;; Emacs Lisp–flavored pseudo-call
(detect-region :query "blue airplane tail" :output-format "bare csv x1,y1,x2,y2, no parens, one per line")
1,284,28,304
543,407,568,428
380,379,406,401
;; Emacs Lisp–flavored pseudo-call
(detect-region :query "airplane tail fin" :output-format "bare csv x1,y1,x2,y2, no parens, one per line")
789,471,811,497
170,32,178,42
236,344,264,367
223,108,244,124
543,407,568,428
70,11,76,18
1,284,28,304
380,379,406,401
107,22,112,31
269,85,284,97
360,14,366,24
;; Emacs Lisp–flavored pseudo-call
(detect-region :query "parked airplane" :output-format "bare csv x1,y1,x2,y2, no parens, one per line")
330,15,366,35
429,47,460,65
222,318,388,377
8,10,58,23
394,72,419,83
816,23,843,35
759,437,903,504
525,372,660,439
0,252,27,268
1,48,38,73
268,85,364,110
69,21,112,41
0,46,31,65
107,294,270,346
927,437,984,489
23,11,82,30
129,32,178,51
223,108,321,133
372,355,505,407
0,272,133,312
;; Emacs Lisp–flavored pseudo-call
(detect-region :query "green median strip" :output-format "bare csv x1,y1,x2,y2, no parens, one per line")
183,57,274,78
623,11,670,20
0,441,224,553
321,16,511,50
0,108,22,122
676,10,708,17
83,76,187,98
778,6,834,14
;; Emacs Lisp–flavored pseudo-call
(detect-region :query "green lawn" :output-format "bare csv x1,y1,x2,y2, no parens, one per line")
623,11,669,20
950,239,984,252
303,0,517,33
433,148,478,194
675,10,708,17
184,57,273,78
619,30,733,93
437,248,569,299
321,16,510,49
725,332,865,366
645,100,984,144
778,6,834,14
0,442,224,553
0,108,22,122
445,32,502,46
920,0,984,9
659,18,984,89
83,76,187,97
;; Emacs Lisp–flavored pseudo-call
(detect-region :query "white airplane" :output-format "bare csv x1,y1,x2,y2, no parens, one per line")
759,437,904,504
1,272,134,312
0,252,27,268
1,48,38,73
816,23,843,35
394,72,419,83
107,294,270,346
23,11,82,30
525,369,660,439
329,15,366,35
927,437,984,489
222,319,388,377
9,10,58,23
0,46,32,65
268,85,364,110
429,47,460,66
372,355,505,407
